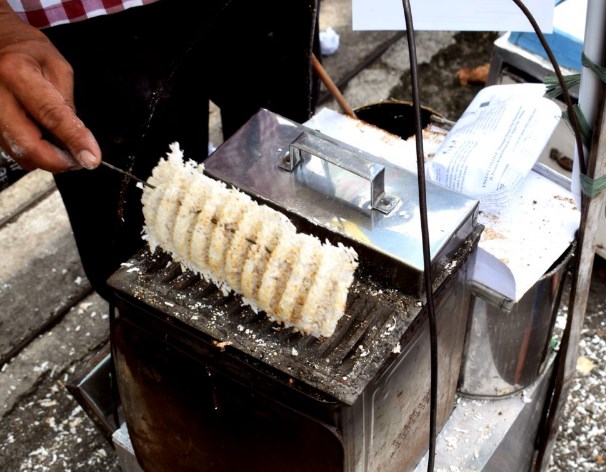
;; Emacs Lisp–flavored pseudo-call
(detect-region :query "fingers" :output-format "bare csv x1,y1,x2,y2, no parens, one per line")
40,50,77,112
12,71,101,169
0,90,81,173
0,13,100,173
0,49,101,172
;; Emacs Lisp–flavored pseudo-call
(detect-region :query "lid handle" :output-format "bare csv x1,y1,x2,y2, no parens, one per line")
281,131,399,214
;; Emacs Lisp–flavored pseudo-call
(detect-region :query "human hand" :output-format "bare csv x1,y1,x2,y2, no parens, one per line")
0,4,101,172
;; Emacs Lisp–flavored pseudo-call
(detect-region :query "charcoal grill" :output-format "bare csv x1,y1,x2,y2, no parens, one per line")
108,109,482,472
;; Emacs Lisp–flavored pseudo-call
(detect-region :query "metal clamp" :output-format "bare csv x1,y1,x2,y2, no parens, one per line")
279,131,399,214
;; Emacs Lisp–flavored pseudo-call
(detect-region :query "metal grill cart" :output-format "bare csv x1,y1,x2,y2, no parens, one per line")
66,2,606,471
69,104,574,471
106,110,481,472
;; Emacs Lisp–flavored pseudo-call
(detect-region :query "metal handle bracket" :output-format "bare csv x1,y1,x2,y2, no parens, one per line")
280,131,399,214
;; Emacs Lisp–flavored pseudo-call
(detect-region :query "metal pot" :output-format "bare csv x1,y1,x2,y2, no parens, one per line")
354,99,446,140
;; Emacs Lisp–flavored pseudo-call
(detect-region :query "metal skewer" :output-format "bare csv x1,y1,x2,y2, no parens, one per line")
99,160,155,189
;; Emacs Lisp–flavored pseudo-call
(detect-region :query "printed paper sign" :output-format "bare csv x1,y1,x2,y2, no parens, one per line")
352,0,554,33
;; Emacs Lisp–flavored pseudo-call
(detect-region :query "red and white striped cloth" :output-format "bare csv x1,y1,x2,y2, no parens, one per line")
8,0,161,29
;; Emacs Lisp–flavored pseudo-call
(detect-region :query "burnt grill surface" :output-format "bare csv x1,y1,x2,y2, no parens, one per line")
108,222,481,406
109,245,425,405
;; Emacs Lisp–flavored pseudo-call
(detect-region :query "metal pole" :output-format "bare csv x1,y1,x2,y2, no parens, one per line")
535,2,606,470
571,0,606,202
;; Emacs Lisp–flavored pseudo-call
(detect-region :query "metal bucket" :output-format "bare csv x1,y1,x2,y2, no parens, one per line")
457,242,574,398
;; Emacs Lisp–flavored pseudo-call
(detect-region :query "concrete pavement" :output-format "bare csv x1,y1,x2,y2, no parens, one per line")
1,0,603,470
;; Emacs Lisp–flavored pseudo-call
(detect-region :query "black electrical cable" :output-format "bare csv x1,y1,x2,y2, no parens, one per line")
508,2,590,471
511,0,586,175
400,2,438,471
399,2,586,471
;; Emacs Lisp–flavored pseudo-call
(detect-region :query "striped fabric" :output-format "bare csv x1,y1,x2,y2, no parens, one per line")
8,0,161,28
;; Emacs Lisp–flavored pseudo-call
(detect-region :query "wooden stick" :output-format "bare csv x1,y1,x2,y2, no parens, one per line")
311,53,357,118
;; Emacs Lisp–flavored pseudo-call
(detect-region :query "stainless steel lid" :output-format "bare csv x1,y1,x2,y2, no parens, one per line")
203,109,479,296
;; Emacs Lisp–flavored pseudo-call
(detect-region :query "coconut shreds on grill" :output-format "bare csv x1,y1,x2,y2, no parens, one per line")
142,143,359,338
